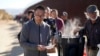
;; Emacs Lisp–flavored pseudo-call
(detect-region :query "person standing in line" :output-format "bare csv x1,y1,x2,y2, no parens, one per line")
19,6,51,56
50,9,64,56
61,11,69,24
79,5,100,56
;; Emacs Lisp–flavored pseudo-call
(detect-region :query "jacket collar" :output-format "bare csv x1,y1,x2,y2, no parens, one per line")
89,16,100,24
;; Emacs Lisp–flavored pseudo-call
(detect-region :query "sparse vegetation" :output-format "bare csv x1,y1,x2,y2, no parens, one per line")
0,9,13,20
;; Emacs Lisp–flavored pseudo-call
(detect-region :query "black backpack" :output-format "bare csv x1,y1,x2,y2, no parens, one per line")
17,32,21,40
17,20,33,41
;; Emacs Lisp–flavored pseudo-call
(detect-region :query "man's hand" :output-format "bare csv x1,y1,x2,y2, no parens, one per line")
73,29,79,35
73,27,83,35
97,44,100,48
37,45,46,52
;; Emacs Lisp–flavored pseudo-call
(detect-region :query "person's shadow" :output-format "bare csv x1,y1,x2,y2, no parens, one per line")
0,43,23,56
7,46,23,56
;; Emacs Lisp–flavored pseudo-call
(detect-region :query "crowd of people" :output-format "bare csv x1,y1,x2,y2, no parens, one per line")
17,5,100,56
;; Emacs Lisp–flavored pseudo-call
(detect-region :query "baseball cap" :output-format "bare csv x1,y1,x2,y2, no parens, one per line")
86,5,98,13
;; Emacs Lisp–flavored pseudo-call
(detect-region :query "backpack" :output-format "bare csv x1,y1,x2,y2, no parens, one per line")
17,20,33,41
17,32,21,40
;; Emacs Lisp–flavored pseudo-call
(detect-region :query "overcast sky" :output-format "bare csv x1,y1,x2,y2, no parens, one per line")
0,0,42,9
0,0,43,16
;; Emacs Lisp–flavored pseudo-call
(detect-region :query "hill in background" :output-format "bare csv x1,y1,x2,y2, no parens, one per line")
0,9,13,20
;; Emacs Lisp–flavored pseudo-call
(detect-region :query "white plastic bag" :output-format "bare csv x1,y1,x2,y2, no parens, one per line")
45,43,55,49
97,44,100,56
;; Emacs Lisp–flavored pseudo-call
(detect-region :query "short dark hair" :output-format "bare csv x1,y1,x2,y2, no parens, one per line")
27,10,34,15
34,5,45,11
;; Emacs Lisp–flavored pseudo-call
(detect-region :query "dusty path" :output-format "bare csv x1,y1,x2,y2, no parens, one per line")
0,20,58,56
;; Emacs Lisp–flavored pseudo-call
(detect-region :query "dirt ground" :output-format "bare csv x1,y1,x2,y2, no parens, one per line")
0,20,58,56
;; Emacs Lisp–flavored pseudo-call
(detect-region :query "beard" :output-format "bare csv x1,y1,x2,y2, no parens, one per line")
90,18,97,21
90,16,97,21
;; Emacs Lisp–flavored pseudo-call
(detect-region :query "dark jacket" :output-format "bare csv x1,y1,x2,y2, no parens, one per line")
44,18,64,36
44,18,56,36
20,20,51,56
79,17,100,47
